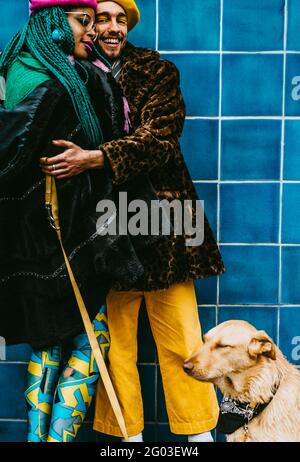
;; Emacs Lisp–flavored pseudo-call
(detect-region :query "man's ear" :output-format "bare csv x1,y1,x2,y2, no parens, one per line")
248,331,276,360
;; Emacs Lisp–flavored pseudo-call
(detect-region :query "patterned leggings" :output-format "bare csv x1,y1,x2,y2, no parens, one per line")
24,305,109,442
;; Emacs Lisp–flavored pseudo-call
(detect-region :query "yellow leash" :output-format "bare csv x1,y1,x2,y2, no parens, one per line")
43,166,128,441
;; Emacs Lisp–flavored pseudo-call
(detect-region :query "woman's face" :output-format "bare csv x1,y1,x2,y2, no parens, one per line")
66,7,96,58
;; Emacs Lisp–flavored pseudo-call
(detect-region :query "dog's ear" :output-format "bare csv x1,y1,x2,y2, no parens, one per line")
248,331,276,360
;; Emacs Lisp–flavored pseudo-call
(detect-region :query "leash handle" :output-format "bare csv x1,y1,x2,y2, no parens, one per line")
43,169,128,441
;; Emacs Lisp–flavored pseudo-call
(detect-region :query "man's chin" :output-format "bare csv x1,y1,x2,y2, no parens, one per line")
96,41,126,62
104,50,121,60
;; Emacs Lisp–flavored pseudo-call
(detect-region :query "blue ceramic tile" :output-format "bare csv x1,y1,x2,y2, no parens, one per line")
161,54,220,116
181,120,218,181
198,306,217,334
156,424,188,442
76,423,97,442
0,0,28,50
223,0,284,51
0,364,27,419
221,120,281,180
0,421,27,443
284,121,300,180
194,183,218,237
5,344,32,362
222,55,283,116
128,0,156,49
95,432,120,442
220,183,280,243
159,0,220,51
195,276,217,305
281,247,300,304
215,391,226,440
139,364,156,421
282,184,300,243
157,367,168,423
218,306,278,341
143,423,156,442
85,394,95,421
138,302,156,363
219,245,279,304
285,54,300,116
279,307,300,365
211,428,217,442
287,0,300,50
216,431,227,443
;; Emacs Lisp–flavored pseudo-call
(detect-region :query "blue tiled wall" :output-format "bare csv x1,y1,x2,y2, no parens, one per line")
1,0,300,443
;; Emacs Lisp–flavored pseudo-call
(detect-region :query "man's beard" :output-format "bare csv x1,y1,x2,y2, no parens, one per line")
97,33,127,61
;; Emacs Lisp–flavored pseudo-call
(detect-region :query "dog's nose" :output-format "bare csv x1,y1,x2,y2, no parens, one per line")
183,361,194,373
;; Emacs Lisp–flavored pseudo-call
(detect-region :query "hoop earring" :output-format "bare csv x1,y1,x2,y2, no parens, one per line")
52,29,65,43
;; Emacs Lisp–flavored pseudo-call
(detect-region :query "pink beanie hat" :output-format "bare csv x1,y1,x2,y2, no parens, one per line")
30,0,98,14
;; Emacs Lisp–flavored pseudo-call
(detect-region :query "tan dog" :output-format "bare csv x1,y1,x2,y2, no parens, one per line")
184,320,300,442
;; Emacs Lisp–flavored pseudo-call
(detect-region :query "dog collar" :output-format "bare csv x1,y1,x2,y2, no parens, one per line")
217,382,280,438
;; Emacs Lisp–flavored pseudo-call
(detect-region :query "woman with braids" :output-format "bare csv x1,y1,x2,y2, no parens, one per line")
0,0,153,442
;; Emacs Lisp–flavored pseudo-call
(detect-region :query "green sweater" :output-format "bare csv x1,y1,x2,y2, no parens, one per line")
4,52,51,109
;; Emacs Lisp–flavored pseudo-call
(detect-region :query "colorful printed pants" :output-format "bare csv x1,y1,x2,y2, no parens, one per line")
24,305,109,442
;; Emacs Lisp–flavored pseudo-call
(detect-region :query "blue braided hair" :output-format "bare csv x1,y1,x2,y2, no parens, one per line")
0,6,103,147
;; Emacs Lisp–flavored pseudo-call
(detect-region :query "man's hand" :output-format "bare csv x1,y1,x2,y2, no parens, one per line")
40,139,104,179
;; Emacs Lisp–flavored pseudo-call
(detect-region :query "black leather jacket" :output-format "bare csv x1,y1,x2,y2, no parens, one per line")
0,62,157,348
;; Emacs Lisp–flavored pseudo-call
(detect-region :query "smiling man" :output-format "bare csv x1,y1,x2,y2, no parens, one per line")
95,1,128,59
92,0,226,443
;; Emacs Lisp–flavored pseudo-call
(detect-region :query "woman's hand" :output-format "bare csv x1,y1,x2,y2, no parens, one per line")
40,139,104,179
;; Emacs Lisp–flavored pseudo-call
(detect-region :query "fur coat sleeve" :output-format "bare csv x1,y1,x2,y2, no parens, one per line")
100,60,186,185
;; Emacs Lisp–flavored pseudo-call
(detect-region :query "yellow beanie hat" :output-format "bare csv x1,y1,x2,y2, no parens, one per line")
97,0,140,31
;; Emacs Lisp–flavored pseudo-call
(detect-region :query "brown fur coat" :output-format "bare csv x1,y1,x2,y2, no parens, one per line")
101,43,226,291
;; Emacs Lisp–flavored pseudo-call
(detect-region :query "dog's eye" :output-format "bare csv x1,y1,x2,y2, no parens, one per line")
216,344,232,349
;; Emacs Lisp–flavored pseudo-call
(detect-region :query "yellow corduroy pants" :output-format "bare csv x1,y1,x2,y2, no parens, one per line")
93,281,219,436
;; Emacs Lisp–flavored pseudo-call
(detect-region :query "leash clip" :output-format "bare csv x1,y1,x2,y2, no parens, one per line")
245,405,255,421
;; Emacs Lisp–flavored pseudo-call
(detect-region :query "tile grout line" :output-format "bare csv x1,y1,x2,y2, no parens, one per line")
216,0,223,325
159,50,300,54
217,0,223,245
198,304,286,308
216,243,298,246
193,181,300,185
186,116,300,120
209,304,300,307
0,361,28,365
155,0,159,51
0,419,27,422
193,180,300,183
278,0,288,346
